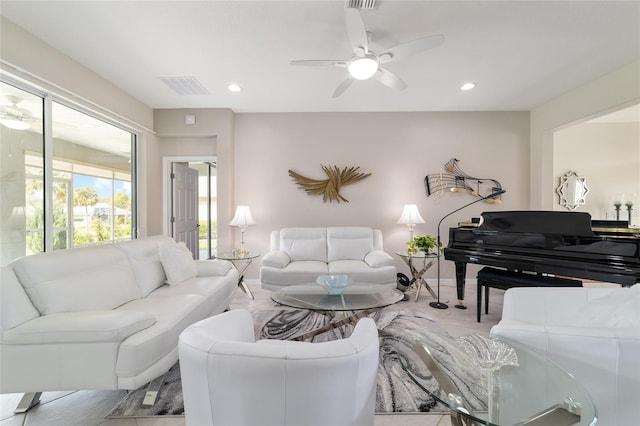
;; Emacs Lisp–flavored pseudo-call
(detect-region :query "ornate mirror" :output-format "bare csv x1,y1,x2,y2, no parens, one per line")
556,171,589,210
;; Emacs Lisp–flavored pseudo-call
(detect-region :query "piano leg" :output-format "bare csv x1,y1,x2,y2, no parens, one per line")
454,261,467,310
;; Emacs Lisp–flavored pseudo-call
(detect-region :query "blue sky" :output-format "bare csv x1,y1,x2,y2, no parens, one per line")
73,174,131,198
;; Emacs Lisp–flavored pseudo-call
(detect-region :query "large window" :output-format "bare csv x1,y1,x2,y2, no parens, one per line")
1,79,136,266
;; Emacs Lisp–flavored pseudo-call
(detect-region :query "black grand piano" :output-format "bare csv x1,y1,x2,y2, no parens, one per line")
445,211,640,308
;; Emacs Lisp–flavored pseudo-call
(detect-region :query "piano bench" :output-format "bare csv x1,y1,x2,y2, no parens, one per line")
476,267,582,322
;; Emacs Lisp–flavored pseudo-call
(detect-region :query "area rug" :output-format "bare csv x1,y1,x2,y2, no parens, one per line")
106,309,486,418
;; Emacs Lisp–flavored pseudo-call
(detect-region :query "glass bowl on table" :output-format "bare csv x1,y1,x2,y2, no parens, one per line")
316,275,353,295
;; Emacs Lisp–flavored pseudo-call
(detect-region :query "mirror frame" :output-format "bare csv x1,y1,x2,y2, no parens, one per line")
556,170,589,210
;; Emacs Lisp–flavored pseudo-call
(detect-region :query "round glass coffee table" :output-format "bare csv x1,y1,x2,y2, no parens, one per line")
271,283,403,340
401,325,596,426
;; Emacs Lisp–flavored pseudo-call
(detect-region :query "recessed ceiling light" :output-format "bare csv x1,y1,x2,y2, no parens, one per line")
460,82,476,91
228,84,242,92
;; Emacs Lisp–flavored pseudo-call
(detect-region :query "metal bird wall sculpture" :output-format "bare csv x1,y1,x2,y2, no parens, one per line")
288,165,371,203
425,158,504,203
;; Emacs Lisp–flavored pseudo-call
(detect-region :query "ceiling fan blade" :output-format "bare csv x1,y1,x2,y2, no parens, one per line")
345,8,368,54
374,68,407,91
378,34,445,63
290,60,347,68
332,77,354,98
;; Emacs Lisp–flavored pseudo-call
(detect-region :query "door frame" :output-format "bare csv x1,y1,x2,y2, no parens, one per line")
162,156,217,237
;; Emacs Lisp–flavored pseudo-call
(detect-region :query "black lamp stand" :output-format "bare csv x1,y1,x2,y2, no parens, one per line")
429,190,506,310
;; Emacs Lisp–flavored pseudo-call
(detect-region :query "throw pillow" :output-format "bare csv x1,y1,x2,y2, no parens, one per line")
364,250,395,268
159,242,197,286
261,250,291,268
194,259,233,276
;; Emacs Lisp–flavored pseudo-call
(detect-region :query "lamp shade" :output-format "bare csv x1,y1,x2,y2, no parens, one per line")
397,204,425,225
229,205,255,228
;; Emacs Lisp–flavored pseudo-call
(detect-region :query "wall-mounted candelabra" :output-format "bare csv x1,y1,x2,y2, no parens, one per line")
614,201,622,220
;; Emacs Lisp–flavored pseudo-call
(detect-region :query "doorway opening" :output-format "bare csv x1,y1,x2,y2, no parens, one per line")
191,161,217,259
162,156,217,260
552,103,639,225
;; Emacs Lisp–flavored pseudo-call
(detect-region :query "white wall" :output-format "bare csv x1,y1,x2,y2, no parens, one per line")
530,60,640,210
153,108,235,246
234,111,530,280
0,17,153,131
0,16,159,238
553,122,640,225
6,14,636,285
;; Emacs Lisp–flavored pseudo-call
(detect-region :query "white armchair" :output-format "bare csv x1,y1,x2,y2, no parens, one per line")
178,309,380,426
490,286,640,426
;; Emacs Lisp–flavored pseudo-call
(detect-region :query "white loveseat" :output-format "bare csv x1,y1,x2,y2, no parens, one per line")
0,235,238,399
490,286,640,426
260,227,396,290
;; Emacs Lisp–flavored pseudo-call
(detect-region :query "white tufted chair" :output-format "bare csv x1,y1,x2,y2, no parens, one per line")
178,309,379,426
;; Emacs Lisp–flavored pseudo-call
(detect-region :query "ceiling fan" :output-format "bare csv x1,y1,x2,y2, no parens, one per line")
290,8,444,98
0,96,34,130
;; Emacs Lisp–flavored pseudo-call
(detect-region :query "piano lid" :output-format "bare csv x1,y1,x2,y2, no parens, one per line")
478,211,596,237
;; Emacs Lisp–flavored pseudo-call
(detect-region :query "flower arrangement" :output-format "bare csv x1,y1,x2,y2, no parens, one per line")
407,234,442,255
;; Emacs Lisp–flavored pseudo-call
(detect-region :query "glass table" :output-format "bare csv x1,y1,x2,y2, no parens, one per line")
401,326,596,426
215,252,260,300
395,251,438,301
271,283,404,340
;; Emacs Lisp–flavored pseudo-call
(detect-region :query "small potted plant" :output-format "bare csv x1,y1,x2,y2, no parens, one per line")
407,234,442,255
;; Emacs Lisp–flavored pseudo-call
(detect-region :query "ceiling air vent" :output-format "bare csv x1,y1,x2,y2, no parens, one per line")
159,77,209,95
346,0,377,10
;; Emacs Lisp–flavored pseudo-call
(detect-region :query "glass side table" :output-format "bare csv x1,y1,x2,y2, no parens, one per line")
395,251,438,301
215,252,260,300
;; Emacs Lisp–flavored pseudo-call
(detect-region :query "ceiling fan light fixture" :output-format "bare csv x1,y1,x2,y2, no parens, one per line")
348,56,379,80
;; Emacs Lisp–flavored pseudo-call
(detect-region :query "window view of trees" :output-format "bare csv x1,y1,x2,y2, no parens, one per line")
1,79,135,266
72,180,132,245
22,158,133,254
24,171,70,254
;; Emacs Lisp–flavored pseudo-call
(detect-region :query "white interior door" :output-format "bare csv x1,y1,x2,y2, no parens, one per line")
171,163,199,258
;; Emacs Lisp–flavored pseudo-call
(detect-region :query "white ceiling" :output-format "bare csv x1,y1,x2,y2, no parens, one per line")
1,0,639,113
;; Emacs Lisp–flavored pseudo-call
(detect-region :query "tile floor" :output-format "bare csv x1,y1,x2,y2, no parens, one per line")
1,280,504,426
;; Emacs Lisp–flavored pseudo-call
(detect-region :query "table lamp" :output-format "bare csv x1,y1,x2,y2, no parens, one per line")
398,204,425,242
229,205,255,256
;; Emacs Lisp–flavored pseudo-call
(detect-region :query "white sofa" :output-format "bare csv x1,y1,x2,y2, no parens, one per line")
260,227,397,291
179,309,379,426
0,235,238,398
490,286,640,426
